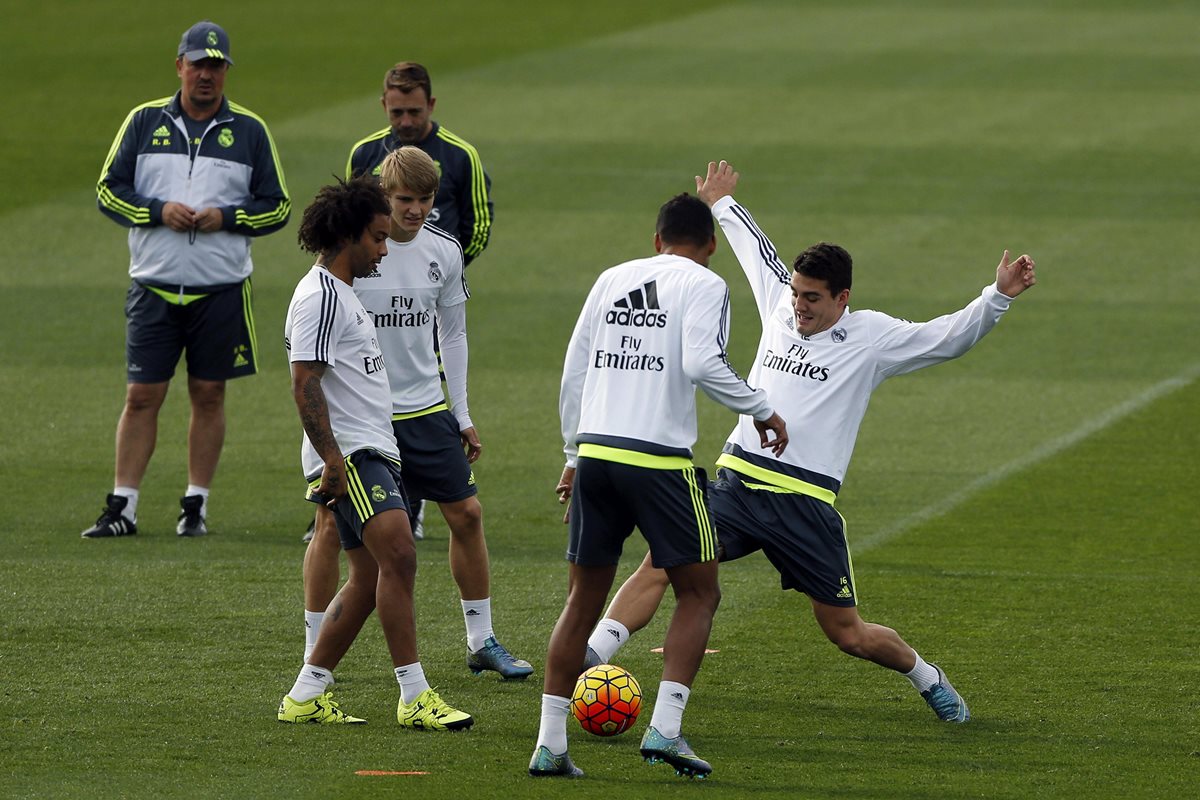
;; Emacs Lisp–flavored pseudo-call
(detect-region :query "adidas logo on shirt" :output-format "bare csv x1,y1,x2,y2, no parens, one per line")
605,281,668,328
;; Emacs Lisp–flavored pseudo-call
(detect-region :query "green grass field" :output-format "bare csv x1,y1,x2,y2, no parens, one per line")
3,1,1198,797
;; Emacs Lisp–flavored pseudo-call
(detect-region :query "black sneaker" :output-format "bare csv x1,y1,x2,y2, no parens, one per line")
176,495,208,537
81,494,137,538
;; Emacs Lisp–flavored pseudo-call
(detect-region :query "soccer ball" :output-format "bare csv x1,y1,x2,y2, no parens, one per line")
571,664,642,736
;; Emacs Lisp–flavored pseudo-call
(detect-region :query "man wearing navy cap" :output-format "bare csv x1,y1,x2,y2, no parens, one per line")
85,21,290,540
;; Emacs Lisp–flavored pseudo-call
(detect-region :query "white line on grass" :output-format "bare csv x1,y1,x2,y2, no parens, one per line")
856,360,1200,552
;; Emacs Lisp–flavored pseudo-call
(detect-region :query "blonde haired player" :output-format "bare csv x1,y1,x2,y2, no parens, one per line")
303,147,532,680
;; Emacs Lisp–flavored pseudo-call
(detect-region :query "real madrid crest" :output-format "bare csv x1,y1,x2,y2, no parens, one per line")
428,262,442,283
831,328,847,343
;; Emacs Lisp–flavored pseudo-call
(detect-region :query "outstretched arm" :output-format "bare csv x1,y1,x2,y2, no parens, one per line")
873,251,1039,378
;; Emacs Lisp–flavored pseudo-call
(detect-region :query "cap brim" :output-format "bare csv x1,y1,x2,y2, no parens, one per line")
181,48,233,65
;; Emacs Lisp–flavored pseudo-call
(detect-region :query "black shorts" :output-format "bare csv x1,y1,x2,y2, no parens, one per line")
391,408,477,504
125,279,258,383
306,450,410,551
712,468,857,606
567,456,716,569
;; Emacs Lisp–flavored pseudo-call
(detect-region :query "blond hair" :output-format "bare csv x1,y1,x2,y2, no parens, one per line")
379,146,439,196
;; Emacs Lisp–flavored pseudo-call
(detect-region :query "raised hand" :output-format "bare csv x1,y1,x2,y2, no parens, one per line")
695,160,739,207
995,250,1037,298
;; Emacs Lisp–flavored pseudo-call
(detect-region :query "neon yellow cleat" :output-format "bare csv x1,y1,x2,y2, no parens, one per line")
277,692,367,724
396,688,474,731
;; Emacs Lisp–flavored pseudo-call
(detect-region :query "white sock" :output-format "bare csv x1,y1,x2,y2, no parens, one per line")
462,598,494,652
587,618,630,663
649,680,690,739
185,485,210,518
904,652,940,693
113,486,139,522
536,694,571,754
303,610,324,662
395,662,430,704
288,664,333,703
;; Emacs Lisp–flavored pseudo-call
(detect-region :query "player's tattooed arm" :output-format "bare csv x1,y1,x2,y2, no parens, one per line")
291,360,347,502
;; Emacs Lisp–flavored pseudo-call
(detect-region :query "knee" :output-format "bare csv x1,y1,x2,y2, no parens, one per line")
673,576,721,615
377,540,417,582
310,518,342,558
124,384,165,414
446,497,483,536
824,623,867,657
342,564,378,598
189,382,226,414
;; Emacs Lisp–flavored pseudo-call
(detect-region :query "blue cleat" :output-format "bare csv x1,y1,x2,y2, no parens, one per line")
467,637,534,680
921,664,970,723
640,725,712,779
528,745,583,778
581,646,602,672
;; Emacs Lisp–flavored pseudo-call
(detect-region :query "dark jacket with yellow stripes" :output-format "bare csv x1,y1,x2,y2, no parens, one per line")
97,92,290,289
346,122,492,266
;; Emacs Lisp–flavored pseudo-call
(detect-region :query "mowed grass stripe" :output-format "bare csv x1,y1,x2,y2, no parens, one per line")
3,2,1199,798
857,359,1200,551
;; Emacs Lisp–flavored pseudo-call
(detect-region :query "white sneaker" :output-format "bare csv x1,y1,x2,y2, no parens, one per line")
412,504,425,540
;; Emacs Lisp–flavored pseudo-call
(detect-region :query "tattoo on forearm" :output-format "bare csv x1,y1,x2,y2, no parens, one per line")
298,371,336,457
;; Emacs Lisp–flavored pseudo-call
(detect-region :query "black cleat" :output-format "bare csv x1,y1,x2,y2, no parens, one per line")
176,495,208,537
81,494,137,538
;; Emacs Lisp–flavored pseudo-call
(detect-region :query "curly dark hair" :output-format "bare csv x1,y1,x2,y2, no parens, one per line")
793,242,853,297
296,177,390,256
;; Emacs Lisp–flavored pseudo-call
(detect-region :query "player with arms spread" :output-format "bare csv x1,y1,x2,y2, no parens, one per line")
582,161,1037,724
529,192,787,779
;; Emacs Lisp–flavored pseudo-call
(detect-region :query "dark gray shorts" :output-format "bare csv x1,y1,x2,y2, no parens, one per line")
567,457,715,569
306,450,410,551
125,279,257,383
711,468,856,606
391,408,477,504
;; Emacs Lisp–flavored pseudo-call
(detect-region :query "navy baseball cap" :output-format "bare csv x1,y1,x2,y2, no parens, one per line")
178,21,234,64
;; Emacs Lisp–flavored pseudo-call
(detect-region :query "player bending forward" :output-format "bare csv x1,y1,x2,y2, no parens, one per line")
277,177,472,729
582,161,1037,724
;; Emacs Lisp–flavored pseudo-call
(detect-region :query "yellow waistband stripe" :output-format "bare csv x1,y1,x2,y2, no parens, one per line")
715,453,837,505
392,403,448,421
144,284,209,306
578,443,692,470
